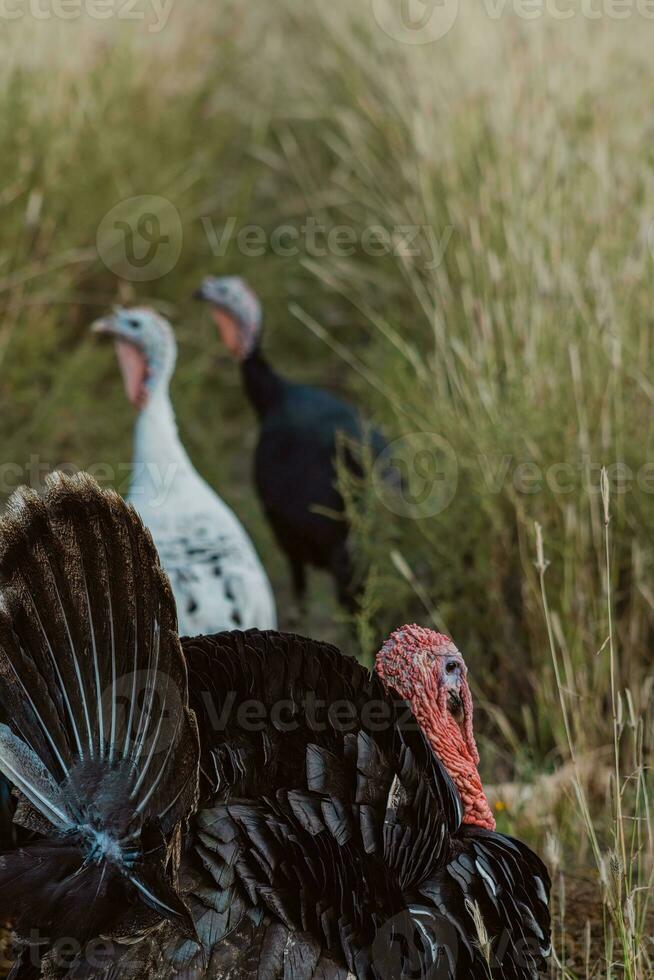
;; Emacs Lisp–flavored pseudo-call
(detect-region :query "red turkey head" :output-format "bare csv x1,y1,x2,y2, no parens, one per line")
375,625,495,831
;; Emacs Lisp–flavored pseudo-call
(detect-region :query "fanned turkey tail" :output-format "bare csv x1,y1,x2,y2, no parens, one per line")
0,473,200,950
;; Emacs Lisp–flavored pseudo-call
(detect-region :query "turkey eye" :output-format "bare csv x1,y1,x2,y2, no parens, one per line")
127,319,141,330
445,660,458,674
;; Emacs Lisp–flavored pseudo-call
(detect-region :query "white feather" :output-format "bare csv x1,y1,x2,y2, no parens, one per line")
8,642,69,779
135,714,182,817
386,774,404,811
105,566,118,765
475,857,498,897
48,563,95,758
122,631,139,762
128,875,181,917
0,724,71,830
131,620,161,772
534,875,549,906
28,593,86,761
82,574,104,759
131,655,171,800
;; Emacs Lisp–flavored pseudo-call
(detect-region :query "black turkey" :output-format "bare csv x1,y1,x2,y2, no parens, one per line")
0,474,550,978
195,276,391,614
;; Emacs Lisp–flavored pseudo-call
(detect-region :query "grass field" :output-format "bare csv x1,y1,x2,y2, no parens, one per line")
1,2,653,974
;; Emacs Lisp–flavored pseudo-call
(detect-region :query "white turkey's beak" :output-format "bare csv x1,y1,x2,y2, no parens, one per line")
91,315,115,335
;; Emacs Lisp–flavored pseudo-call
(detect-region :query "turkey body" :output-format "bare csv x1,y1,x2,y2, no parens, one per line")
81,629,550,979
169,631,550,979
244,352,388,610
129,387,277,636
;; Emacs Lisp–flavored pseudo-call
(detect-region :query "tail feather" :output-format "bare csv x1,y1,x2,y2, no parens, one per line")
0,473,199,943
0,725,69,830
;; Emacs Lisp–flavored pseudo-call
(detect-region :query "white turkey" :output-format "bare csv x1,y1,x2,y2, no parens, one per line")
92,307,276,635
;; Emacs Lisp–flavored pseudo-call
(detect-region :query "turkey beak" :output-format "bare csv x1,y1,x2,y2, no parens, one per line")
443,660,465,729
448,689,464,726
91,316,115,335
193,286,208,302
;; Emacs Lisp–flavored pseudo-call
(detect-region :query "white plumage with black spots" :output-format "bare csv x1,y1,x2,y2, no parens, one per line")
92,307,277,636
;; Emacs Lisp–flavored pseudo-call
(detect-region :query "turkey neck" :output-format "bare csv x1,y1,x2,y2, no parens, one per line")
241,348,287,419
130,388,197,508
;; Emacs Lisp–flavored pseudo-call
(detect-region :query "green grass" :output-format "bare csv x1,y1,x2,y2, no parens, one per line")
1,3,653,973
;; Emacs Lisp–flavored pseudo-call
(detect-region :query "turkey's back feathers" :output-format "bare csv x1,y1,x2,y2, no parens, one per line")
181,629,463,978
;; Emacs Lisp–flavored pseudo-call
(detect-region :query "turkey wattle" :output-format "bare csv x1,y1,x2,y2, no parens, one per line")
0,474,550,978
92,307,276,636
194,276,391,614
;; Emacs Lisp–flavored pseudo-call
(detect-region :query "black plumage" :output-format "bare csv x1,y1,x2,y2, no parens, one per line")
0,475,550,978
242,351,388,612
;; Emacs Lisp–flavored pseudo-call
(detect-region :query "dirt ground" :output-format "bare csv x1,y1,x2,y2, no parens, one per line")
553,873,654,977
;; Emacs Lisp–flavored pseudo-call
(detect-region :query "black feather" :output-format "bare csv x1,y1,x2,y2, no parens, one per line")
242,350,389,612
